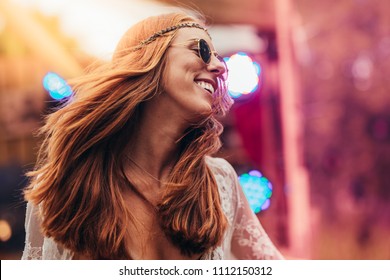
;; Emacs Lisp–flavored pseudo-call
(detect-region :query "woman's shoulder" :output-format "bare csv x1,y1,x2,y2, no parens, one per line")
205,156,236,177
205,156,238,225
205,156,234,173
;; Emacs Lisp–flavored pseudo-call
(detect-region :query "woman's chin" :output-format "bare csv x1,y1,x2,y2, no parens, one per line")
185,107,213,123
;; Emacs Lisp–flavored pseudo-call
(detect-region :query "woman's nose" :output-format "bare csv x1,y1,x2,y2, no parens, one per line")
207,55,227,79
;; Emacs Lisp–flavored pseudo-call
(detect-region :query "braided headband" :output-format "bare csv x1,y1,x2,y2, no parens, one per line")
133,22,209,50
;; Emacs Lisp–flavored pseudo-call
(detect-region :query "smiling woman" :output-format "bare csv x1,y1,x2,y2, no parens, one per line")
21,12,283,260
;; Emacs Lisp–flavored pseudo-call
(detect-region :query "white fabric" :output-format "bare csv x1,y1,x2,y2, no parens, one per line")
22,157,283,260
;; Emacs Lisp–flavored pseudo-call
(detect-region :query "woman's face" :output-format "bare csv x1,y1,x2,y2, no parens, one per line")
162,27,226,121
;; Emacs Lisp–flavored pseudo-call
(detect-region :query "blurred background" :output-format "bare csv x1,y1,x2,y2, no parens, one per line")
0,0,389,260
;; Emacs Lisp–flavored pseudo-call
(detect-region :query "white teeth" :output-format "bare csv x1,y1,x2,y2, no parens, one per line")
195,81,215,94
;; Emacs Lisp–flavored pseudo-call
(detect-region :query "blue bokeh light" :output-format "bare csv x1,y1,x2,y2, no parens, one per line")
238,170,273,213
43,72,73,100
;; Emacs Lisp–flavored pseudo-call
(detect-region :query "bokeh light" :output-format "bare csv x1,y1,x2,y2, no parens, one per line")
0,220,12,242
238,170,273,213
42,72,73,100
225,52,261,98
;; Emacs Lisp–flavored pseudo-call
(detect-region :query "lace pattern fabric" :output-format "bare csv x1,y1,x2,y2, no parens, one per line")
206,157,283,260
22,242,42,260
22,157,283,260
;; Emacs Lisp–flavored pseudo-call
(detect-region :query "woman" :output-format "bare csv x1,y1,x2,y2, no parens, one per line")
22,12,283,260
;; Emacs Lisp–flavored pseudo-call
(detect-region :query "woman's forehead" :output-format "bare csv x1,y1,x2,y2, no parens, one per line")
172,28,213,45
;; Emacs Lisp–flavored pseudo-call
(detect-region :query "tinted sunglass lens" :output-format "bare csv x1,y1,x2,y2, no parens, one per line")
198,39,211,64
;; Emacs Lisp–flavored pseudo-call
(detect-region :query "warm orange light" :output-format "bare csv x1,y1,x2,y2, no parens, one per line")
0,220,12,242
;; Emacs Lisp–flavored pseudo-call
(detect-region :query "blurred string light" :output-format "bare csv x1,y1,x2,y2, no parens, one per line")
225,52,261,98
238,170,272,213
43,72,73,100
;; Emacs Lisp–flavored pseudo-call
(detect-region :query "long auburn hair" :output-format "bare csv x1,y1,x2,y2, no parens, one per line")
24,12,233,259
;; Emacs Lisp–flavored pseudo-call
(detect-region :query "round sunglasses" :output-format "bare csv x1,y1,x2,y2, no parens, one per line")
171,38,228,81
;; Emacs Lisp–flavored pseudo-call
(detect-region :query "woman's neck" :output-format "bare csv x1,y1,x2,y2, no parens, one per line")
125,103,188,182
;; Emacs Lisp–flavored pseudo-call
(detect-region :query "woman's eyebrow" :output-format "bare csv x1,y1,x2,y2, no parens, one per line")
187,38,201,45
171,38,200,47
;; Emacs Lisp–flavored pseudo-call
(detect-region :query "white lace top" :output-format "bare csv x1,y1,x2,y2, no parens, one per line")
22,157,283,260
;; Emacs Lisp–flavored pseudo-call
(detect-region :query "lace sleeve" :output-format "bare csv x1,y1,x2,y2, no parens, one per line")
21,201,74,260
206,157,283,260
226,161,284,260
21,202,44,260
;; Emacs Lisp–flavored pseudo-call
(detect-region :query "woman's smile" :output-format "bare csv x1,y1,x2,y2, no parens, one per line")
195,80,215,95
